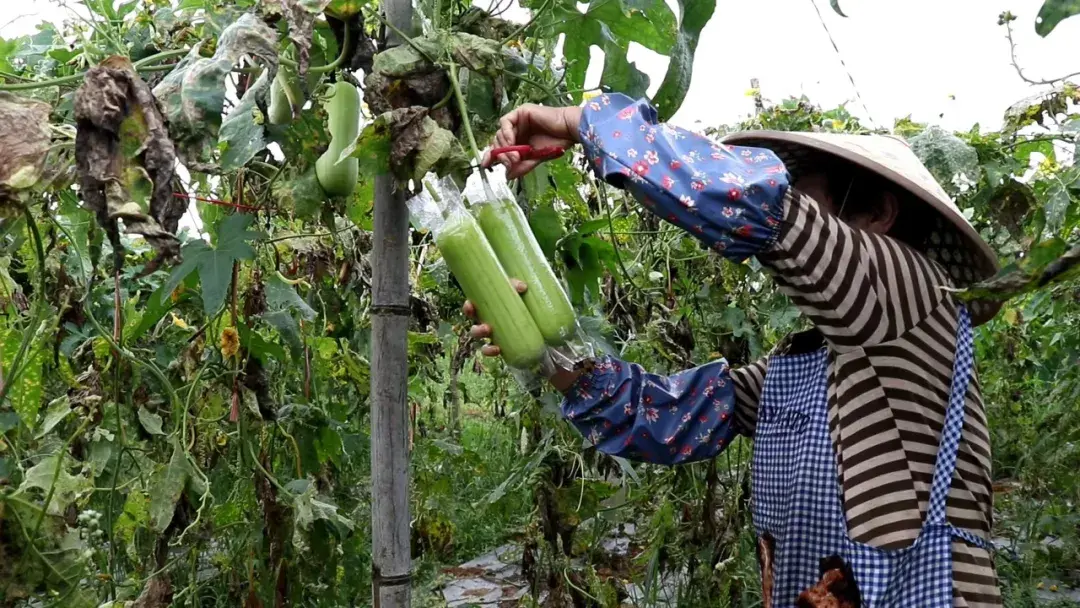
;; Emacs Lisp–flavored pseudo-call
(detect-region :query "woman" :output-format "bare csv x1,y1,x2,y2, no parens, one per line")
468,94,1003,607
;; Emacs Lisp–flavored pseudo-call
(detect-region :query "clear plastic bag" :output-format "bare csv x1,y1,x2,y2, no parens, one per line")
463,169,594,372
407,175,546,370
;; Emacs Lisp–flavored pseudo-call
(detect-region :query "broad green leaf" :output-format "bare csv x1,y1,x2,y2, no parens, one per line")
137,407,165,435
35,397,71,439
219,72,271,171
529,0,676,102
161,214,259,314
291,479,354,551
587,0,677,54
651,0,716,120
0,37,19,73
266,275,317,320
238,324,288,363
599,40,651,100
0,411,20,433
263,310,304,355
346,179,375,229
16,454,92,516
530,205,565,259
149,441,190,533
1014,139,1056,166
315,426,343,466
1035,0,1080,36
909,126,980,188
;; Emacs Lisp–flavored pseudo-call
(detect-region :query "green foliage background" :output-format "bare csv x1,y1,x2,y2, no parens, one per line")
0,1,1077,607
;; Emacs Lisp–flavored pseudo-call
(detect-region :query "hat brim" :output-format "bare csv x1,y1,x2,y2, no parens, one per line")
722,130,1002,325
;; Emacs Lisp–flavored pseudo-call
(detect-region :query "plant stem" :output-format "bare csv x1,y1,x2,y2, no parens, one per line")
448,62,483,165
32,416,92,536
500,0,553,46
596,180,640,291
280,23,352,74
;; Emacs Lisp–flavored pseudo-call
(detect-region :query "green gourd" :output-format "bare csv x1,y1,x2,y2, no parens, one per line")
315,81,360,197
267,66,304,125
475,198,577,346
436,208,546,369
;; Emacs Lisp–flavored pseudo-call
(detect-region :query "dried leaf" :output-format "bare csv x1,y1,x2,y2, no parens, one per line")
74,60,181,265
356,107,467,181
952,239,1080,302
0,92,51,205
988,179,1037,240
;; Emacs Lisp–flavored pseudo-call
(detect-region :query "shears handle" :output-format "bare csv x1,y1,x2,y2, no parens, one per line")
489,145,566,162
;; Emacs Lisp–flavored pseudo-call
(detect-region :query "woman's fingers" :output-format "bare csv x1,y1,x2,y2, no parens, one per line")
510,278,528,294
469,323,492,339
480,344,501,357
462,300,476,319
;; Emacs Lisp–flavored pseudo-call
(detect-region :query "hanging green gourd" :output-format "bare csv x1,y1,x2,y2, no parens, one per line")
267,64,304,125
315,81,361,197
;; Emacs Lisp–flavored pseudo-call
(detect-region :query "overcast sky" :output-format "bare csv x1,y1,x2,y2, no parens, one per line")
2,0,1077,134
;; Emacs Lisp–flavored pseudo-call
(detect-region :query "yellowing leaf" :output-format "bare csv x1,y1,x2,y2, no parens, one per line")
1,330,45,427
1002,307,1019,326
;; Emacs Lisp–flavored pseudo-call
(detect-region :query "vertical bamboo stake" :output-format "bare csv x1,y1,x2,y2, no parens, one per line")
370,0,413,604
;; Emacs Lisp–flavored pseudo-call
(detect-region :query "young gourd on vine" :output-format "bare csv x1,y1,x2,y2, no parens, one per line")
315,80,361,197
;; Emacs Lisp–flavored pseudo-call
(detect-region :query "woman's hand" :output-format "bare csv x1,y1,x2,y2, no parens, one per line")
463,279,583,393
463,279,528,358
485,104,583,179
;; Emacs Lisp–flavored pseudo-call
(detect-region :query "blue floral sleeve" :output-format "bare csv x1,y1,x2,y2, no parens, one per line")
562,356,739,465
579,93,790,260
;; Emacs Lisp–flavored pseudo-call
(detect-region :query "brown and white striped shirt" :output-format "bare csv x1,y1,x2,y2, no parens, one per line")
732,189,1001,608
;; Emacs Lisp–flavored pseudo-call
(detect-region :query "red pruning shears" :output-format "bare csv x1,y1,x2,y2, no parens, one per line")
476,145,566,170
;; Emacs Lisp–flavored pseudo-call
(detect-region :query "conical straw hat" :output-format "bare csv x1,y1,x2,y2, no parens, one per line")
721,130,1001,325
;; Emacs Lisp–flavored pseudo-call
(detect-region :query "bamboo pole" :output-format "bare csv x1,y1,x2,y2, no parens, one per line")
370,0,414,603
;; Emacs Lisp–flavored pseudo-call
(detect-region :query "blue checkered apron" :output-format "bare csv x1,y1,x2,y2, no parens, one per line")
751,306,988,606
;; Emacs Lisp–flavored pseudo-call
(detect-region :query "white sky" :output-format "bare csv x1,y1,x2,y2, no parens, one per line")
2,0,1077,133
